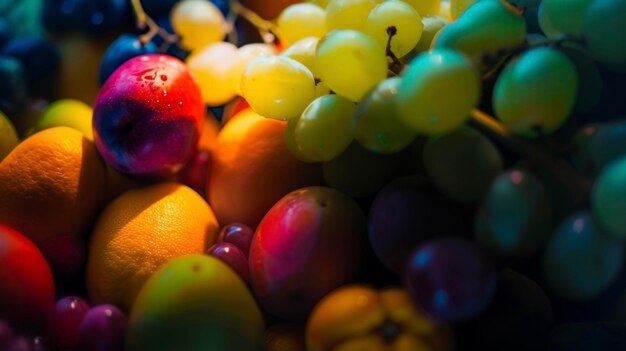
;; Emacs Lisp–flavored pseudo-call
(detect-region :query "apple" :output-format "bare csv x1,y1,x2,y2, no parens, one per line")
92,54,204,178
249,186,367,320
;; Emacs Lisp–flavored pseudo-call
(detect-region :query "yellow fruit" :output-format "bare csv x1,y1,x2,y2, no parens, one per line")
0,127,107,243
87,182,219,311
0,111,19,161
31,99,94,140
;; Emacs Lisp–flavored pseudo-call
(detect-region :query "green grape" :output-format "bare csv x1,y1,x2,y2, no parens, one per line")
592,156,626,239
315,81,331,97
537,3,563,39
353,77,416,154
401,0,442,16
407,15,448,56
475,169,552,259
277,3,327,46
561,44,602,115
493,47,578,137
572,121,626,176
186,42,238,106
450,0,479,19
170,0,225,51
308,0,331,8
280,37,319,76
230,43,278,96
543,0,592,36
293,95,356,161
582,0,626,72
433,0,526,59
323,142,402,198
396,49,480,135
543,212,623,301
364,0,423,58
241,56,316,120
315,30,388,102
326,0,382,32
423,127,503,203
284,118,316,162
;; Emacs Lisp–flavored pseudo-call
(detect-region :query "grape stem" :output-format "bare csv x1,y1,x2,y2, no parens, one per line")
228,0,282,44
129,0,178,46
469,109,593,204
498,0,526,16
386,26,407,75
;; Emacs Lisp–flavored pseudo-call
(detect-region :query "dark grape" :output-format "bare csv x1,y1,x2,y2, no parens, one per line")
476,169,552,259
405,238,498,323
0,36,60,93
592,156,626,238
369,176,470,274
79,305,127,351
42,0,83,33
0,18,13,49
571,120,626,177
423,127,503,203
77,0,129,35
44,296,90,350
98,34,158,86
5,335,47,351
0,55,28,115
456,269,553,351
206,242,250,283
581,0,626,72
217,223,254,256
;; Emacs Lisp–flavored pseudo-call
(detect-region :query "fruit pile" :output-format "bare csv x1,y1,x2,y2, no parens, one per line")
1,0,626,349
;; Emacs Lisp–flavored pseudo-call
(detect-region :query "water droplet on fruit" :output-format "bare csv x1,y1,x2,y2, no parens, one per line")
160,75,168,81
179,101,183,107
163,90,167,96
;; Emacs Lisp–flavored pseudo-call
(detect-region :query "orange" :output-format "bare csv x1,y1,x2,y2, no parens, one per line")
199,111,221,151
0,127,107,243
208,108,322,229
87,182,220,312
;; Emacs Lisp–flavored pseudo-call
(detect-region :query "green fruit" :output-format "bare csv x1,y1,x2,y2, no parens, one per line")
0,111,19,161
31,99,93,139
127,255,264,351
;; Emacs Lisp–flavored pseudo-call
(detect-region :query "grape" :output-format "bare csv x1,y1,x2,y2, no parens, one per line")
369,176,470,274
79,0,128,34
44,296,90,350
493,47,578,137
542,0,591,36
230,43,278,96
396,49,480,135
277,4,327,46
170,0,225,51
475,169,552,259
308,0,331,8
401,0,442,16
186,42,238,106
571,121,626,176
543,212,623,301
206,243,250,283
315,30,388,102
408,15,448,55
364,0,423,58
323,142,402,198
0,19,12,49
1,36,60,90
284,118,317,162
582,0,626,72
457,269,553,350
450,0,479,19
79,305,127,351
592,156,626,239
217,223,255,256
325,0,382,32
353,77,416,154
290,95,356,161
537,2,562,39
98,34,158,86
433,0,527,60
241,56,316,120
423,127,503,203
314,81,331,98
5,335,47,351
405,238,498,323
561,44,602,116
280,37,319,76
0,56,28,115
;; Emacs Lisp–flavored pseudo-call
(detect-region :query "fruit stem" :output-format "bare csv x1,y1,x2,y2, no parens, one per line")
228,0,282,44
386,26,407,75
498,0,526,16
469,109,593,204
130,0,178,46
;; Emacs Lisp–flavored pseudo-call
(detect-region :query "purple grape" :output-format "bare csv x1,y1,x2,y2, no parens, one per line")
44,296,90,350
405,238,498,323
79,305,127,351
0,319,14,349
5,335,47,351
206,243,250,283
217,223,254,256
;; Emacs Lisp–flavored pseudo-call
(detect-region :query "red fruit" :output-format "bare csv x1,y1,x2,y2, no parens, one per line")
93,54,204,178
249,187,366,320
0,225,55,330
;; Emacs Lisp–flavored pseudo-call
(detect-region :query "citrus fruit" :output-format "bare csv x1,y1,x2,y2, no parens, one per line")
87,182,220,311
